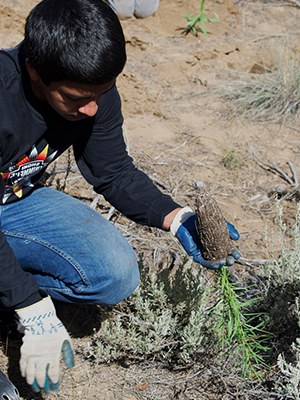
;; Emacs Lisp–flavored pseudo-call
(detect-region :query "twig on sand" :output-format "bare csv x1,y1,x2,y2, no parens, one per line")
237,257,274,267
287,0,300,7
107,206,117,221
90,194,101,209
248,144,298,186
287,161,299,187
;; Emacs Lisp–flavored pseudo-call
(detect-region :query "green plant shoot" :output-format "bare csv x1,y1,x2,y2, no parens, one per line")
181,0,220,37
215,267,270,379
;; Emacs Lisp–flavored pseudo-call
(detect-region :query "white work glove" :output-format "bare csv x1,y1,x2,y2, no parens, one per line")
16,296,74,393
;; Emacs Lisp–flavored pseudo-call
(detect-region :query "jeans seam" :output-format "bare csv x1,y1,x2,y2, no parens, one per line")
3,230,91,289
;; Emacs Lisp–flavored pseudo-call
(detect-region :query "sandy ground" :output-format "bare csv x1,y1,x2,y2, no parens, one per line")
1,0,300,399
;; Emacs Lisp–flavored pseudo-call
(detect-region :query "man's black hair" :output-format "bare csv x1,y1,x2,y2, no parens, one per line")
24,0,126,85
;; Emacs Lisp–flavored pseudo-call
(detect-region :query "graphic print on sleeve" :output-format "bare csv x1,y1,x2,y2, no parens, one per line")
1,144,58,203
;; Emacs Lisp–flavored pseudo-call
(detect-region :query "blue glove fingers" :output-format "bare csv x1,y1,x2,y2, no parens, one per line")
198,250,240,268
32,375,60,394
231,248,240,260
30,341,73,394
32,365,52,394
49,381,60,392
201,259,226,270
226,248,241,266
43,375,51,394
31,379,40,393
193,252,225,270
226,255,235,266
62,340,75,369
226,222,240,240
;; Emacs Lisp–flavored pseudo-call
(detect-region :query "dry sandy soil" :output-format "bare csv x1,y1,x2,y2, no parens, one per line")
1,0,300,399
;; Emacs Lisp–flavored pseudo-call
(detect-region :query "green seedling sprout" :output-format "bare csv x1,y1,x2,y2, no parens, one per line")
215,267,270,379
181,0,220,38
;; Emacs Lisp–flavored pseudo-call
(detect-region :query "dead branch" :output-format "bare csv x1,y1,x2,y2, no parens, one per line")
287,161,299,187
287,0,300,7
237,257,274,267
107,206,117,221
90,194,101,209
248,144,297,185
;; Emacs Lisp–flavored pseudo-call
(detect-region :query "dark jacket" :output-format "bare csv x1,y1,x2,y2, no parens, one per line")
0,43,179,310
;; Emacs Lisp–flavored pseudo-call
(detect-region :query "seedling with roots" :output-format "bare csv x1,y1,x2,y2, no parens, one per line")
181,0,220,37
195,191,270,378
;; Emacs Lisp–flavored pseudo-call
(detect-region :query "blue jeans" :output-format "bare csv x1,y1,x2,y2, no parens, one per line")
1,187,140,305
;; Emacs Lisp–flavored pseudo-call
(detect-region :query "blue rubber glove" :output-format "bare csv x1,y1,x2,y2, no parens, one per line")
170,207,240,270
16,296,74,393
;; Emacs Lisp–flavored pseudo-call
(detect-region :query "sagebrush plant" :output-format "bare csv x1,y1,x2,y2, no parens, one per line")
244,203,300,396
181,0,220,38
214,267,270,379
221,46,300,122
85,262,215,365
277,307,300,400
265,204,300,397
268,203,300,287
221,145,244,170
84,258,271,378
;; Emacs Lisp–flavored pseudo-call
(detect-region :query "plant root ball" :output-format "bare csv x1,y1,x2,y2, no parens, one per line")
195,192,232,263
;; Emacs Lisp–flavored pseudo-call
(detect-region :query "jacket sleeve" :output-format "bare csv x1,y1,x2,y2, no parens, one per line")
74,85,180,228
0,173,42,310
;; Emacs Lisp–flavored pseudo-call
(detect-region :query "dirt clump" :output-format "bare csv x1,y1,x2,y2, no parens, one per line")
195,191,232,262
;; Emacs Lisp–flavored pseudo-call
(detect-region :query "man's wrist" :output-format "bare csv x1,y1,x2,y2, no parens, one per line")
14,291,44,311
16,296,54,318
169,207,194,235
162,208,183,231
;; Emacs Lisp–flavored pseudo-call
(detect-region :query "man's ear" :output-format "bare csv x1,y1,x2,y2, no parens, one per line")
26,61,40,82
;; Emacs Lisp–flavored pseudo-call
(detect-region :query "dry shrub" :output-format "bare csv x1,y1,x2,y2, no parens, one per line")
261,205,300,397
221,45,300,123
84,262,215,366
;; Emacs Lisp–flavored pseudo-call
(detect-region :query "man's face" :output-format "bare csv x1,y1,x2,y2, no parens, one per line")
39,80,115,121
27,64,115,121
